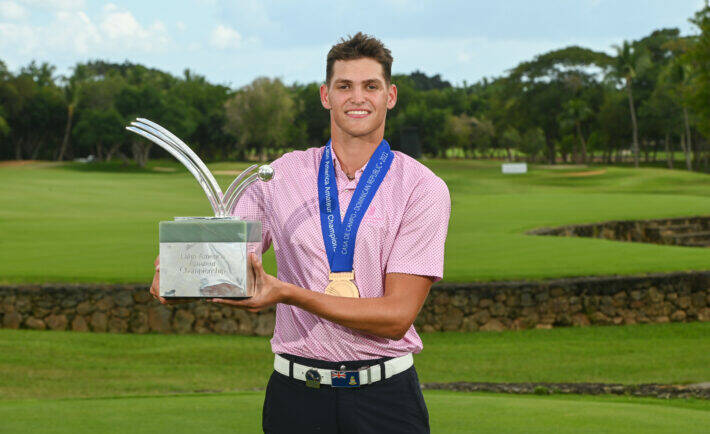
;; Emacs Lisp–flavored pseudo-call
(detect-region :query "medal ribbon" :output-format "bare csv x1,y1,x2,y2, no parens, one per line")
317,139,393,272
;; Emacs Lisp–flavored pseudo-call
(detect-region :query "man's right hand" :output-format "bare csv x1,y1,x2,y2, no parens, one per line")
150,255,191,305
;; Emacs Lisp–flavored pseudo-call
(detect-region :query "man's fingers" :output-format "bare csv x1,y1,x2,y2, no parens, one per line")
249,253,265,279
210,298,254,309
150,273,159,297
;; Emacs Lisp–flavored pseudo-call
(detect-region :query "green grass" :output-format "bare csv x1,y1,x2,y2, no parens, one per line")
1,391,709,433
1,323,708,432
1,322,708,400
3,159,710,283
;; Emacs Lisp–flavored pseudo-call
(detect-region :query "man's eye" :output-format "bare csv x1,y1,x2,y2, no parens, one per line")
339,85,349,89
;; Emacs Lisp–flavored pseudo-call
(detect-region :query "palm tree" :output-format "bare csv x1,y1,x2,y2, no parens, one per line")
608,41,651,168
57,66,88,161
665,59,694,171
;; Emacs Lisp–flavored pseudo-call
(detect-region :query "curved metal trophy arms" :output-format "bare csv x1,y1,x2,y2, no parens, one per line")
226,165,275,215
125,126,223,216
226,172,258,215
129,121,225,216
222,164,257,214
127,118,275,218
136,118,224,200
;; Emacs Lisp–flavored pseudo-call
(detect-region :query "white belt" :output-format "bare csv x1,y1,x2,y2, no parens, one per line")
274,353,414,387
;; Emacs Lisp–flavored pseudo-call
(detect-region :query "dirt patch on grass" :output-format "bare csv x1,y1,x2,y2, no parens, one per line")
0,160,63,168
558,169,607,177
153,166,178,172
537,164,589,170
212,170,242,175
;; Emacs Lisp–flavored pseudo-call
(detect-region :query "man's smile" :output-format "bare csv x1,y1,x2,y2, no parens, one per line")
345,109,371,118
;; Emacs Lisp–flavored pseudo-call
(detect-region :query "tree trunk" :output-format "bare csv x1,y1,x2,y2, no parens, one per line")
30,141,43,160
132,141,152,167
575,121,587,164
651,141,657,162
683,106,693,170
545,137,555,165
680,132,692,171
14,140,22,160
96,143,104,162
665,133,673,169
626,78,640,168
105,143,122,162
643,139,650,163
58,105,74,161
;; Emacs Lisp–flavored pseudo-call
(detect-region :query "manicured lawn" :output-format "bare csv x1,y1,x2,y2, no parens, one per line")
1,322,708,400
0,390,709,433
3,159,710,284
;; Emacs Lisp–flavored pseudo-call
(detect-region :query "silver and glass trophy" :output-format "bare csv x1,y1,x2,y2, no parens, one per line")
126,118,274,299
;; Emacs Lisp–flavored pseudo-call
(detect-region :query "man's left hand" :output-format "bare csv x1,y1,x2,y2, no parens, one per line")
208,253,285,312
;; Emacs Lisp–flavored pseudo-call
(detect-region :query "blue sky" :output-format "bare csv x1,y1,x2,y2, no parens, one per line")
0,0,705,88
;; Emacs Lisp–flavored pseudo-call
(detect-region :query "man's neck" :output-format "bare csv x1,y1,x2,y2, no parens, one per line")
330,133,383,180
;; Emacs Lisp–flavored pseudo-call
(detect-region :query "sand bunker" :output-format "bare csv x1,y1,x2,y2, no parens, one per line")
560,169,607,177
0,160,62,168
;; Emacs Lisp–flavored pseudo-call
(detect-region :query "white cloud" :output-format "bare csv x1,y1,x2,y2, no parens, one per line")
0,1,27,19
0,4,170,57
98,6,169,52
54,10,101,54
0,10,100,55
211,24,241,50
176,20,186,31
19,0,84,10
101,10,143,39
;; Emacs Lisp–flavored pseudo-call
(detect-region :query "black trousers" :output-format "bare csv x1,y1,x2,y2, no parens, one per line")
262,353,430,434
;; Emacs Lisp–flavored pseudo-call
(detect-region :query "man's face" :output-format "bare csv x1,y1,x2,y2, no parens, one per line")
320,58,397,140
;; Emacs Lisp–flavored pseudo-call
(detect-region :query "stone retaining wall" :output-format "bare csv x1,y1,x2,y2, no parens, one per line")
422,382,710,400
528,215,710,247
1,271,709,334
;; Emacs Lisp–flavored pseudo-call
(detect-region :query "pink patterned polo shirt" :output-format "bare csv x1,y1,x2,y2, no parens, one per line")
232,145,451,361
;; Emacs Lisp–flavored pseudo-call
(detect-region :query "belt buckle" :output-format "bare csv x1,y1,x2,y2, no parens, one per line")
330,369,360,388
305,369,321,389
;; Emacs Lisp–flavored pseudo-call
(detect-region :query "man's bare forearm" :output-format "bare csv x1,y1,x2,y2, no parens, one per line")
279,281,411,340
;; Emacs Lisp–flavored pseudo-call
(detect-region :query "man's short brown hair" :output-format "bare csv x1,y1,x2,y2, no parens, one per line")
326,32,393,86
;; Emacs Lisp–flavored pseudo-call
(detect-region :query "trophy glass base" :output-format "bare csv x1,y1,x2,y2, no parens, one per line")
159,217,262,299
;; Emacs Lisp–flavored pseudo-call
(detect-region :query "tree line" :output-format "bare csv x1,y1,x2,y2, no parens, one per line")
3,6,710,170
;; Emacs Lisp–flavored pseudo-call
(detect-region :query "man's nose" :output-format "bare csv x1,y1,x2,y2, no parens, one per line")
350,86,365,104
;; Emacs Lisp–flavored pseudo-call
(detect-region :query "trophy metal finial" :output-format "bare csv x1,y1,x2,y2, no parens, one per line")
258,164,274,181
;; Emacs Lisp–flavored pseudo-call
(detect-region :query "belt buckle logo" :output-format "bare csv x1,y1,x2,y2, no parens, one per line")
331,370,360,388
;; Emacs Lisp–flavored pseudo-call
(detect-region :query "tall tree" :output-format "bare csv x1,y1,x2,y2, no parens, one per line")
559,99,593,163
223,77,298,161
607,41,651,167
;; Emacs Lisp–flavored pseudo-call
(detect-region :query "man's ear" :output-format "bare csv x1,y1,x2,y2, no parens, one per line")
387,83,398,110
320,83,331,110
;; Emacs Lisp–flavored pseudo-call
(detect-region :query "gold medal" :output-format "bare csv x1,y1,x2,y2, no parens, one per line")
325,272,360,298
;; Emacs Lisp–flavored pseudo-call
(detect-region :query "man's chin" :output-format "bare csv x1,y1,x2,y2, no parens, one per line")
334,123,383,140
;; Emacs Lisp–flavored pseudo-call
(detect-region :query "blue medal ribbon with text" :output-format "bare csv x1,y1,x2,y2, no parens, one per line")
317,139,393,273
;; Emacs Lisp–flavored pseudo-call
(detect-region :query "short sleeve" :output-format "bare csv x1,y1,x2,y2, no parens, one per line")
230,179,273,254
386,176,451,282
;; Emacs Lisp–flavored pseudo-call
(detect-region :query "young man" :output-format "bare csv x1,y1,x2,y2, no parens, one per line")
151,32,450,433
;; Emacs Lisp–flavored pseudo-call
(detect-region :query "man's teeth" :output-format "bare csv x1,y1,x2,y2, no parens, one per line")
347,110,368,115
